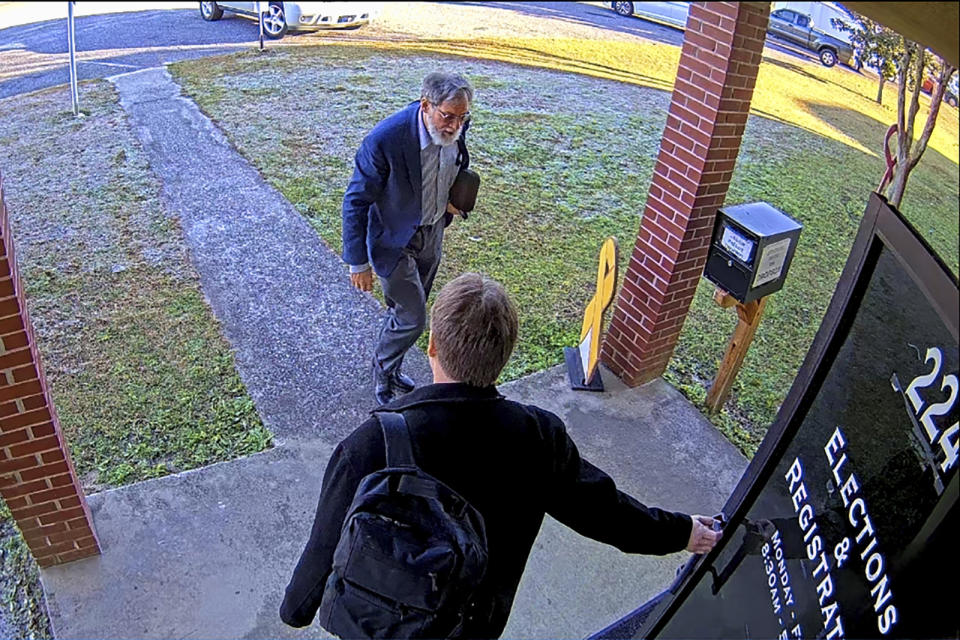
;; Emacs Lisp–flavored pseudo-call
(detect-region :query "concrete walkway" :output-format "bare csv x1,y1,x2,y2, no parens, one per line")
38,67,748,638
107,66,421,446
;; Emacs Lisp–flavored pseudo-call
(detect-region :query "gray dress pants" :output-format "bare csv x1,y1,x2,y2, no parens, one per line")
373,221,444,375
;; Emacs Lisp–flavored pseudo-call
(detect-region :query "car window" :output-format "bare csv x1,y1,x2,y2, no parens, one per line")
796,14,810,27
776,10,796,23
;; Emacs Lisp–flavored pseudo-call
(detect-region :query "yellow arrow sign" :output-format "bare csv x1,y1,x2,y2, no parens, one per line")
578,237,619,383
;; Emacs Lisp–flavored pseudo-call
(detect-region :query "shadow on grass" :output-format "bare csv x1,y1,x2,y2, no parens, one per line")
314,37,940,162
748,104,853,148
329,37,676,92
809,99,957,165
807,101,959,273
763,56,868,105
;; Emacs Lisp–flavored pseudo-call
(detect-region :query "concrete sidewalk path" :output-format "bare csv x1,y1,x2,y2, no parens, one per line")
38,66,748,639
106,66,429,446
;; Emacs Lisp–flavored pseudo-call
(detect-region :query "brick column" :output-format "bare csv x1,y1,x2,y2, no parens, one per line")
601,2,770,386
0,173,100,567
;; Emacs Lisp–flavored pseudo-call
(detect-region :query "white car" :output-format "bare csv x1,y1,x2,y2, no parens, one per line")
609,2,690,30
199,2,379,38
946,74,958,108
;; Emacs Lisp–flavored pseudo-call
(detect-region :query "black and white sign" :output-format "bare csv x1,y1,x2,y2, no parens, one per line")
721,224,756,264
753,238,792,288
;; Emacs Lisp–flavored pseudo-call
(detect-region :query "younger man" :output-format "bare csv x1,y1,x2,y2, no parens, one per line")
281,273,720,637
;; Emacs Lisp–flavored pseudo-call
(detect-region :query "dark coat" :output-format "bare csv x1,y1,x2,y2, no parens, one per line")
341,101,470,278
280,383,692,638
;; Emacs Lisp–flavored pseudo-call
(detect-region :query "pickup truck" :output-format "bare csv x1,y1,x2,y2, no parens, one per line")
767,6,859,68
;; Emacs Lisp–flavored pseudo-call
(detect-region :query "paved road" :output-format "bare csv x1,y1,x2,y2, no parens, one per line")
571,1,860,72
0,4,259,100
457,2,862,74
455,1,687,45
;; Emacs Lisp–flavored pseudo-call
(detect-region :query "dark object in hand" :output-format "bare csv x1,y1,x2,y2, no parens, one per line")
449,168,480,215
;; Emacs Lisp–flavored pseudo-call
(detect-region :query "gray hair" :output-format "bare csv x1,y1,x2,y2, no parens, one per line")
421,72,474,106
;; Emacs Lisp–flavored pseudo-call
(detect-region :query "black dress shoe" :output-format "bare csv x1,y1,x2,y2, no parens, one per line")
373,365,395,406
391,371,416,393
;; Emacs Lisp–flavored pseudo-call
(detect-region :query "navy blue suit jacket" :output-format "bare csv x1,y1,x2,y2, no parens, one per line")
341,101,469,277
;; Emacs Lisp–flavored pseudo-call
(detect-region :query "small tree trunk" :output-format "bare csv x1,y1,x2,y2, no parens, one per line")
889,43,913,207
889,41,926,208
879,34,954,210
888,157,909,207
876,76,884,103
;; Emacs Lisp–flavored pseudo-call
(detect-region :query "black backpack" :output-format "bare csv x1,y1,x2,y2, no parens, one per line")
317,411,488,639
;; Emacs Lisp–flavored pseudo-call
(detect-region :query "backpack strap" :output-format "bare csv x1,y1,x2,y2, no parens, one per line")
377,411,416,467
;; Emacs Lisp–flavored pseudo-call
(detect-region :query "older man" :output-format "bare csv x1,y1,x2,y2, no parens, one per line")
342,71,474,406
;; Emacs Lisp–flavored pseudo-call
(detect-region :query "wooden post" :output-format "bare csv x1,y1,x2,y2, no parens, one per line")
705,288,768,413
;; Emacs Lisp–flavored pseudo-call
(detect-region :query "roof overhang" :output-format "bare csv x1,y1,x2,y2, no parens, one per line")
843,2,959,68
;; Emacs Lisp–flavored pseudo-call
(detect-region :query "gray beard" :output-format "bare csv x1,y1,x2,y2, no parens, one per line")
425,118,461,147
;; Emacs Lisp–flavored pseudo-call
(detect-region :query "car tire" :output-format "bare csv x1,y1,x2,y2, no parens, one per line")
262,2,288,39
199,1,222,21
613,1,634,17
819,47,838,67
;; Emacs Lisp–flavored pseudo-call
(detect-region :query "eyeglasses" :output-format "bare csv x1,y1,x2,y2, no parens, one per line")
432,104,471,126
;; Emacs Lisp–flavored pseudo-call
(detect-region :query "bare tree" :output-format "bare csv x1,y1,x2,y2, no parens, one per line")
884,41,956,208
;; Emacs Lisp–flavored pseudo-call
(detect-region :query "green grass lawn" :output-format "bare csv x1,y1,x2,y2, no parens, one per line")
170,37,959,456
0,82,271,489
0,81,271,637
0,500,46,638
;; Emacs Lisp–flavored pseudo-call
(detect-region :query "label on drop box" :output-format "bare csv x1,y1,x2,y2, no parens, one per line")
720,225,755,264
753,238,791,288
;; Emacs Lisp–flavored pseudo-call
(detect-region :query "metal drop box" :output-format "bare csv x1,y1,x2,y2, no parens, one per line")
703,202,802,303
